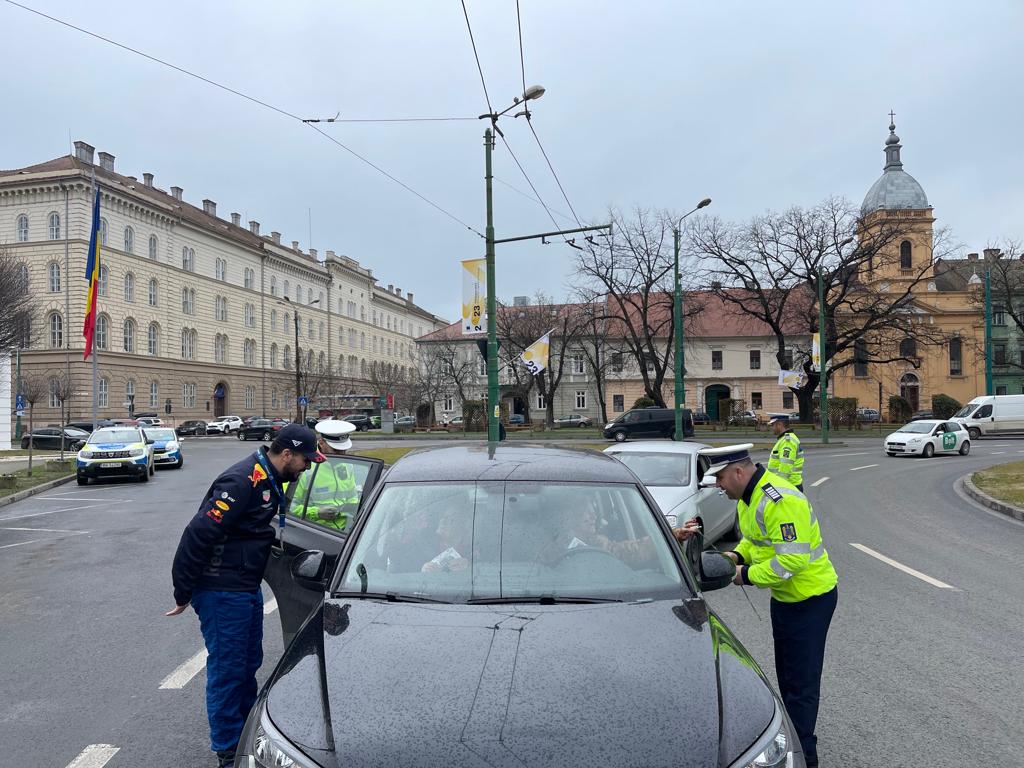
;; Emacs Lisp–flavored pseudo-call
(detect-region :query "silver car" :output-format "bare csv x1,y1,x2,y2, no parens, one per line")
604,441,740,544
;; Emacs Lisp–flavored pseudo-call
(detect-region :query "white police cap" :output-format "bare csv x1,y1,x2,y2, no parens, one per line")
315,418,356,451
697,443,754,486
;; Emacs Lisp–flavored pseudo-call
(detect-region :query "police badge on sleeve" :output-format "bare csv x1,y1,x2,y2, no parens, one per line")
780,522,797,542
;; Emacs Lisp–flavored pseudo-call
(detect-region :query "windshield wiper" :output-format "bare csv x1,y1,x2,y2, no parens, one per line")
332,590,451,604
466,595,623,605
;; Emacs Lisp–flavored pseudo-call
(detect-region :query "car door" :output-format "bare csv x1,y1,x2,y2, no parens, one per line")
38,428,60,449
936,422,958,453
264,455,385,646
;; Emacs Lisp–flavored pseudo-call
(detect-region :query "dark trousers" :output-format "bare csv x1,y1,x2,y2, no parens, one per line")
770,587,837,767
192,589,264,754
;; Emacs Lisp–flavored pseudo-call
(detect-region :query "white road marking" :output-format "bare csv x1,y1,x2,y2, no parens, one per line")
37,496,132,502
66,744,120,768
849,464,879,471
990,451,1006,455
0,503,106,522
0,539,43,549
811,477,830,487
830,452,870,457
0,526,85,533
849,543,956,590
159,649,208,690
264,598,278,615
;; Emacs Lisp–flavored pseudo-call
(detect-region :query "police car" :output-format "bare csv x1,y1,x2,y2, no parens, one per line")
145,427,185,469
884,419,970,457
76,427,156,484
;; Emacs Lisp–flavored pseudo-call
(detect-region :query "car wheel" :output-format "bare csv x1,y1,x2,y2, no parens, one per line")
262,431,272,441
150,463,155,476
922,443,934,458
139,470,149,483
886,451,896,457
21,438,29,449
176,457,184,468
578,422,587,428
77,476,88,486
959,440,971,456
968,427,980,441
237,431,245,440
613,430,627,442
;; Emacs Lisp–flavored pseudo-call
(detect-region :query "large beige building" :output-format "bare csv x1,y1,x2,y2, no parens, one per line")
1,141,445,426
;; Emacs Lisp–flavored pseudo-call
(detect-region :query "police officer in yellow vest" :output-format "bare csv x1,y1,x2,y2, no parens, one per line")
685,443,837,768
767,415,804,491
289,419,360,530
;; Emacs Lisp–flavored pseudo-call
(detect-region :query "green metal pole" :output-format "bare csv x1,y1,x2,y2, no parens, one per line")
818,271,829,444
673,228,684,441
484,128,499,443
984,266,993,396
14,347,22,441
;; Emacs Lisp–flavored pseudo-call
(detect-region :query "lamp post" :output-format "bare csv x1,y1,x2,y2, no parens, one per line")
672,198,712,441
282,296,319,422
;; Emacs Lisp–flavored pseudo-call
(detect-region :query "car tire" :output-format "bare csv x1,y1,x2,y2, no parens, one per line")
139,470,149,483
959,440,971,456
77,476,88,486
21,438,29,449
613,430,627,442
968,427,981,441
262,431,273,441
886,451,896,457
150,463,155,477
237,432,245,440
922,443,934,458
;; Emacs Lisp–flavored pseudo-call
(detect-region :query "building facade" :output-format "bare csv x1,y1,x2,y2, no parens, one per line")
1,141,445,427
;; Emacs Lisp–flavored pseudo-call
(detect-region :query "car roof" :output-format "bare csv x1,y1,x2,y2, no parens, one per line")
384,445,639,484
603,441,711,456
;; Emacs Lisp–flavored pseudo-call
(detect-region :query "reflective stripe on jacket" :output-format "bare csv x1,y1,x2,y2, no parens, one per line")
734,469,837,603
767,431,804,487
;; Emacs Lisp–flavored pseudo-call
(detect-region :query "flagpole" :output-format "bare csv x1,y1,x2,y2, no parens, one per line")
89,173,99,431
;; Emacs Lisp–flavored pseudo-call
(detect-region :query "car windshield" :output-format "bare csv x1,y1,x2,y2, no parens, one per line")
65,427,89,435
953,405,977,418
88,429,141,444
148,429,177,441
611,452,692,487
337,481,685,603
897,422,935,434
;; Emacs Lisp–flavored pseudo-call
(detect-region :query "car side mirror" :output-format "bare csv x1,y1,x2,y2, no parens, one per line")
698,552,736,592
145,437,155,445
291,549,328,592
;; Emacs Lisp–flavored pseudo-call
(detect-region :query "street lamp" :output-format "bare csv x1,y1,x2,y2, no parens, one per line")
817,236,854,444
672,198,712,441
281,296,319,423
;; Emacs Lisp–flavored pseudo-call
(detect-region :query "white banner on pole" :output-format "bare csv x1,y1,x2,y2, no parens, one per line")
461,258,487,334
519,333,550,375
778,369,807,389
811,333,820,371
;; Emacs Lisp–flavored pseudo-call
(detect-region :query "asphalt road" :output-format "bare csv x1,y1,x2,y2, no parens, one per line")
1,435,1022,766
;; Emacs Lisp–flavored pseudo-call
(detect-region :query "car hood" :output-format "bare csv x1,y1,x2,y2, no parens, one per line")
265,599,776,767
87,442,137,450
886,430,927,440
646,486,697,518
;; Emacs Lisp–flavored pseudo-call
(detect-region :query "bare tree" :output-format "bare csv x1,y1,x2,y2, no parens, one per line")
46,369,75,460
0,248,35,353
573,291,613,423
20,373,48,475
495,295,559,423
688,197,952,419
573,208,707,406
413,345,454,425
963,243,1024,372
417,337,477,412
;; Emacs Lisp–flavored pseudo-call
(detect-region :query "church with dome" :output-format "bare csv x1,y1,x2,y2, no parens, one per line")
831,118,990,415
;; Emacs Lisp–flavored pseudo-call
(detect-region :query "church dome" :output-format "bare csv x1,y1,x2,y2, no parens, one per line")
861,119,929,214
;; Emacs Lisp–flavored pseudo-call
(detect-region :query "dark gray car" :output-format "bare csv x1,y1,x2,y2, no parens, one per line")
239,446,804,767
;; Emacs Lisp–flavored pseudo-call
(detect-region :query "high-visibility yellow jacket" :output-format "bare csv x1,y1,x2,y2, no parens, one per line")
288,459,359,530
767,430,804,487
734,467,837,603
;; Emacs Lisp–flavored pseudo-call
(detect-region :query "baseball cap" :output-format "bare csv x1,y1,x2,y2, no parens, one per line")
273,424,325,463
315,418,356,451
697,443,753,486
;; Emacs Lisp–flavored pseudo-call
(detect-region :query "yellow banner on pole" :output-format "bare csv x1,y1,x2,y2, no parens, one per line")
811,333,820,371
461,258,487,334
519,333,550,375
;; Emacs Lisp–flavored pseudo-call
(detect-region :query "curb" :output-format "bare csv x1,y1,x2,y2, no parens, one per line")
961,473,1024,522
0,473,76,508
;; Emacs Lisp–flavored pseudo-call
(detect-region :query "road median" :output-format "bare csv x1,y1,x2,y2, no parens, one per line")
962,461,1024,522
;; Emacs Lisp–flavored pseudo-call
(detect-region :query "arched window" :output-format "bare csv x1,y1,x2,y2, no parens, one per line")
181,329,197,360
125,380,135,406
283,279,290,299
338,355,346,376
49,377,62,409
244,303,254,328
48,262,61,293
148,323,159,356
98,377,109,408
48,312,63,348
270,343,279,369
307,288,313,304
182,383,197,408
319,291,324,307
899,338,917,358
245,385,255,410
123,318,136,353
17,264,29,294
360,332,365,350
148,235,158,260
307,319,313,339
306,349,314,371
899,240,912,270
182,246,195,271
48,212,61,240
271,276,277,296
98,264,109,296
16,214,28,242
899,373,920,412
360,359,367,377
318,352,326,374
124,226,134,254
215,258,226,281
148,278,158,307
271,388,279,409
215,296,227,322
296,283,302,303
243,339,256,367
283,345,292,369
182,288,195,315
95,315,109,350
99,217,108,246
123,272,135,303
283,312,290,332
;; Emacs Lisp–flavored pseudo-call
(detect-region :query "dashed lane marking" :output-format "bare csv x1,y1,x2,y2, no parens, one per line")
829,452,870,457
990,451,1006,455
0,503,106,523
65,744,119,768
811,477,829,487
0,526,86,533
849,464,879,471
0,539,43,549
37,496,133,502
850,543,957,590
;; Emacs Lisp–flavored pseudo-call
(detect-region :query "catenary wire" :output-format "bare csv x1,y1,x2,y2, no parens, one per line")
2,0,484,238
460,0,494,116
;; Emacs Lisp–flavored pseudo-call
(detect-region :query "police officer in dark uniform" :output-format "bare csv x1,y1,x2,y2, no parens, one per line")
166,424,324,767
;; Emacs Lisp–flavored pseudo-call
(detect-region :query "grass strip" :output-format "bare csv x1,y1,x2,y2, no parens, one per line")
973,461,1024,508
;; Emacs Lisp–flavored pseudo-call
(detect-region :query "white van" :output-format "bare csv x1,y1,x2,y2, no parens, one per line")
952,395,1024,439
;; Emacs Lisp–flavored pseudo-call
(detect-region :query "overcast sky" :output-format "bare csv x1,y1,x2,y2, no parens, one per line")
2,1,1021,322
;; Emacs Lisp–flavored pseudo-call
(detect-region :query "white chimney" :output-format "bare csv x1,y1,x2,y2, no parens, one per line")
231,213,241,226
143,172,154,187
249,220,260,235
202,199,217,217
387,284,394,293
97,151,115,172
309,248,318,260
171,186,183,201
73,141,95,165
406,292,413,304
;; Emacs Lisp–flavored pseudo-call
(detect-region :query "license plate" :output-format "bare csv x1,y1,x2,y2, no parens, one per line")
100,462,121,468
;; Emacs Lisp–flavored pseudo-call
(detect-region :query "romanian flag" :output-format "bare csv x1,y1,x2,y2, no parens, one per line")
83,186,101,360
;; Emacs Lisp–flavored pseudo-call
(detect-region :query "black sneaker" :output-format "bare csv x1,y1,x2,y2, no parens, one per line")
215,750,236,767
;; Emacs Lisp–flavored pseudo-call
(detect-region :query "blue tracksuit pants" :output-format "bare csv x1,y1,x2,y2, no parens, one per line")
192,589,264,753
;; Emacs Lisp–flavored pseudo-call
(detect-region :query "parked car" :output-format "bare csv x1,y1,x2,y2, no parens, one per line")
175,420,208,436
884,419,970,457
247,445,801,768
508,413,526,425
66,420,115,433
136,417,165,427
370,415,382,428
603,407,694,442
690,411,710,425
21,426,89,451
952,394,1024,440
553,414,593,428
238,418,286,442
394,415,417,429
447,415,465,428
335,414,370,431
206,415,243,434
909,410,934,421
76,426,155,484
728,409,759,426
144,427,184,469
856,408,881,423
604,441,740,542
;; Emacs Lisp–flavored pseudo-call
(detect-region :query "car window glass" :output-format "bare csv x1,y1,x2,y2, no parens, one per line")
976,405,993,418
89,429,142,443
622,411,641,424
898,422,934,434
150,429,177,441
288,457,372,530
611,452,691,486
338,481,683,603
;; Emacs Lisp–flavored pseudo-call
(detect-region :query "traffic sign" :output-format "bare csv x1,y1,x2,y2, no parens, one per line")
15,394,25,411
298,396,309,407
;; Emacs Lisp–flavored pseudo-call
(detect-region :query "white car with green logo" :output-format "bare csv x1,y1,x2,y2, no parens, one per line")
76,427,156,484
884,419,970,457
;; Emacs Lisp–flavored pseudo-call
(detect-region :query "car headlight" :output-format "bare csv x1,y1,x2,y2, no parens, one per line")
166,442,179,452
732,705,800,768
907,437,923,444
79,450,93,459
239,703,316,768
129,447,145,457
